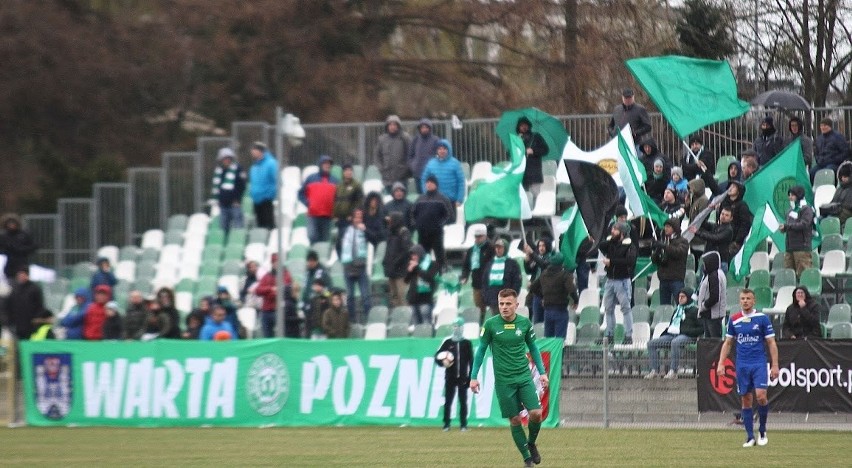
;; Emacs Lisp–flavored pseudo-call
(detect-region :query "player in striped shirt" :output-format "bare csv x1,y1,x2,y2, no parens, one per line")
717,288,779,447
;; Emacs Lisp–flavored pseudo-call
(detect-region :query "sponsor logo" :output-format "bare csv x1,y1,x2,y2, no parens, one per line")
33,353,72,420
496,331,505,335
710,358,736,395
736,333,761,344
504,324,516,329
246,353,289,416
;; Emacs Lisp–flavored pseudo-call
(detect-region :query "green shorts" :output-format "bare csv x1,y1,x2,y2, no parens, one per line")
495,380,540,418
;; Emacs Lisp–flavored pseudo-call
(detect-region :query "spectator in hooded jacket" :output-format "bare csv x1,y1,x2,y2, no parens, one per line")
638,138,671,180
405,244,440,325
408,118,440,192
59,287,90,340
697,251,726,338
645,288,703,379
717,160,743,194
123,290,148,340
384,181,414,232
5,268,45,340
210,147,247,235
651,219,689,306
102,301,124,340
753,116,785,166
811,117,850,182
412,175,453,271
156,287,182,339
460,224,494,323
718,180,753,247
667,166,688,202
782,286,822,340
90,257,118,292
248,142,278,229
598,222,637,344
779,185,815,278
529,253,578,339
83,284,111,340
321,289,350,339
299,155,339,243
690,206,735,271
383,212,412,308
784,116,813,166
0,213,37,281
362,191,387,246
374,114,412,192
340,208,371,323
660,188,685,223
421,139,466,209
515,116,550,196
200,305,238,341
255,253,298,337
523,237,552,324
644,158,670,203
682,135,716,181
830,162,852,231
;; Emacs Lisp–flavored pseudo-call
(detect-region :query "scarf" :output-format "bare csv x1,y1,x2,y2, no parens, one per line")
470,243,481,270
416,255,433,293
667,302,691,335
341,227,367,264
488,256,507,286
211,163,239,196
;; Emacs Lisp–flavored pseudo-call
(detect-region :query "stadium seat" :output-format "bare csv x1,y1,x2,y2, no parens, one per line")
632,305,652,324
167,214,189,232
469,161,493,186
813,168,835,188
764,285,795,315
564,322,577,346
752,286,773,310
164,230,184,246
577,288,600,310
798,267,822,295
364,323,387,340
652,322,669,339
830,322,852,339
826,304,851,331
633,287,648,307
820,234,844,256
577,306,600,326
433,307,459,328
844,219,852,242
714,155,737,181
748,269,771,289
461,306,480,323
366,305,389,324
97,245,119,266
118,245,139,262
820,250,846,277
349,323,365,339
820,216,841,237
115,260,136,282
574,323,600,345
244,243,266,264
772,268,797,292
412,323,434,338
141,229,165,250
814,185,837,216
651,305,674,327
749,252,770,272
386,323,409,338
175,291,194,313
612,322,650,351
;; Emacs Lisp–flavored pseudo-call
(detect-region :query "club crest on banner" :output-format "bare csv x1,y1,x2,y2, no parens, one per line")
246,353,290,416
32,353,73,420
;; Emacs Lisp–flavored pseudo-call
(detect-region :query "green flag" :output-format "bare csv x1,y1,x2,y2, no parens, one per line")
556,206,588,270
617,130,668,227
465,133,532,222
743,139,817,251
730,203,780,281
626,55,750,139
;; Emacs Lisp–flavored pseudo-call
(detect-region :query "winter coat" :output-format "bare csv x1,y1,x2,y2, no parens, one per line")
815,129,850,168
695,221,734,264
199,317,238,340
785,117,814,166
0,214,38,279
332,178,364,220
697,251,726,320
609,102,652,141
421,140,466,203
383,212,413,279
5,279,44,340
299,163,339,218
461,240,494,290
687,178,709,225
385,190,415,232
123,303,149,340
515,117,550,187
255,269,296,313
435,338,473,384
405,246,440,306
753,130,785,166
523,241,553,283
481,255,522,308
90,269,117,291
783,299,822,339
831,167,852,227
653,232,689,282
664,302,703,338
248,151,278,203
362,192,387,246
211,162,247,206
103,313,123,340
598,234,637,280
412,190,453,233
321,305,350,338
717,161,743,195
300,265,332,305
783,196,815,252
529,265,578,308
374,115,412,186
59,287,90,340
83,302,107,340
718,182,753,245
408,118,440,179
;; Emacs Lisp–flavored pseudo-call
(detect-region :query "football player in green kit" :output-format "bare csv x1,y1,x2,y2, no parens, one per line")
470,288,549,467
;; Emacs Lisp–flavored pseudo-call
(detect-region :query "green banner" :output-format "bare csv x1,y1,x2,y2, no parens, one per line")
20,338,562,427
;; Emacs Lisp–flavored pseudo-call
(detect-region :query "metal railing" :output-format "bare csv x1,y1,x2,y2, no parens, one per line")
20,108,852,273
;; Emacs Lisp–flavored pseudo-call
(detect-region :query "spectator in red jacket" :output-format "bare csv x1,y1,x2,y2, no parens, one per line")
255,253,299,338
298,155,339,243
83,284,111,340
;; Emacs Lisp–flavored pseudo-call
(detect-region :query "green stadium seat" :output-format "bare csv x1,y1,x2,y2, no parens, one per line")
798,267,822,295
826,304,851,331
412,323,434,338
820,216,841,237
389,306,412,325
772,268,797,292
820,234,844,255
166,214,188,231
830,322,852,339
651,305,674,326
574,323,601,345
752,286,773,310
577,306,600,326
632,305,652,324
366,306,389,324
386,323,409,338
748,269,770,289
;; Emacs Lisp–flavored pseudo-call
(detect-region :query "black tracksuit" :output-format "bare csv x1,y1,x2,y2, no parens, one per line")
434,337,473,428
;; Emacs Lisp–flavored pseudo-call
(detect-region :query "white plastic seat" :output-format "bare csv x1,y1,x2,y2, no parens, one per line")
443,224,467,251
186,213,210,236
290,227,309,247
115,260,136,282
301,165,319,182
749,251,770,272
564,322,577,346
577,288,600,310
433,307,459,328
364,323,387,340
469,161,493,185
652,322,669,339
178,261,200,281
362,178,384,195
141,229,165,250
531,189,556,217
175,291,194,313
814,185,837,217
613,322,651,351
218,274,241,298
96,245,119,266
237,307,258,338
244,242,267,263
820,249,846,277
151,267,178,290
157,244,183,269
765,285,796,315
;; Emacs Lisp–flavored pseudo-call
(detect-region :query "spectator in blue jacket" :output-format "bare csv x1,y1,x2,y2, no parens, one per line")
200,304,239,341
90,257,118,292
248,141,279,229
59,287,90,340
421,139,466,211
811,117,850,181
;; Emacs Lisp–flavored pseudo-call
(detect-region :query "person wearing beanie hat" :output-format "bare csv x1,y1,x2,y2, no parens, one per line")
683,134,717,181
753,115,784,166
779,185,815,278
667,166,688,201
830,161,852,231
784,116,813,166
374,114,412,192
332,162,364,253
102,301,124,340
412,171,454,270
812,115,850,182
299,155,340,243
421,138,466,209
249,140,278,229
529,251,578,339
90,256,118,291
652,218,689,305
384,181,415,232
645,288,702,379
598,220,637,344
660,187,685,223
434,316,473,431
409,118,440,192
320,286,349,339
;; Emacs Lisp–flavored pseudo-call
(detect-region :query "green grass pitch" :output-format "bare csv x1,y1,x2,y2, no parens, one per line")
1,426,849,466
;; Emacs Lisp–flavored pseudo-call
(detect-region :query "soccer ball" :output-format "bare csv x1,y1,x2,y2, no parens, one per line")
437,351,455,368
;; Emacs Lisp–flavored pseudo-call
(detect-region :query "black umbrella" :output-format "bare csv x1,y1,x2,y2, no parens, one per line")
751,90,811,111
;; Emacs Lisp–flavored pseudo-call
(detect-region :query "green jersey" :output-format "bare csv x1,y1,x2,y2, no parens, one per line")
475,314,538,385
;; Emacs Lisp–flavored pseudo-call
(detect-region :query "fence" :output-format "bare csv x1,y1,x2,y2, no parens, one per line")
20,108,852,273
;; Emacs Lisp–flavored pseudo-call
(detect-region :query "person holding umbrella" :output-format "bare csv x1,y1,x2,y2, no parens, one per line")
515,117,549,196
495,108,568,195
